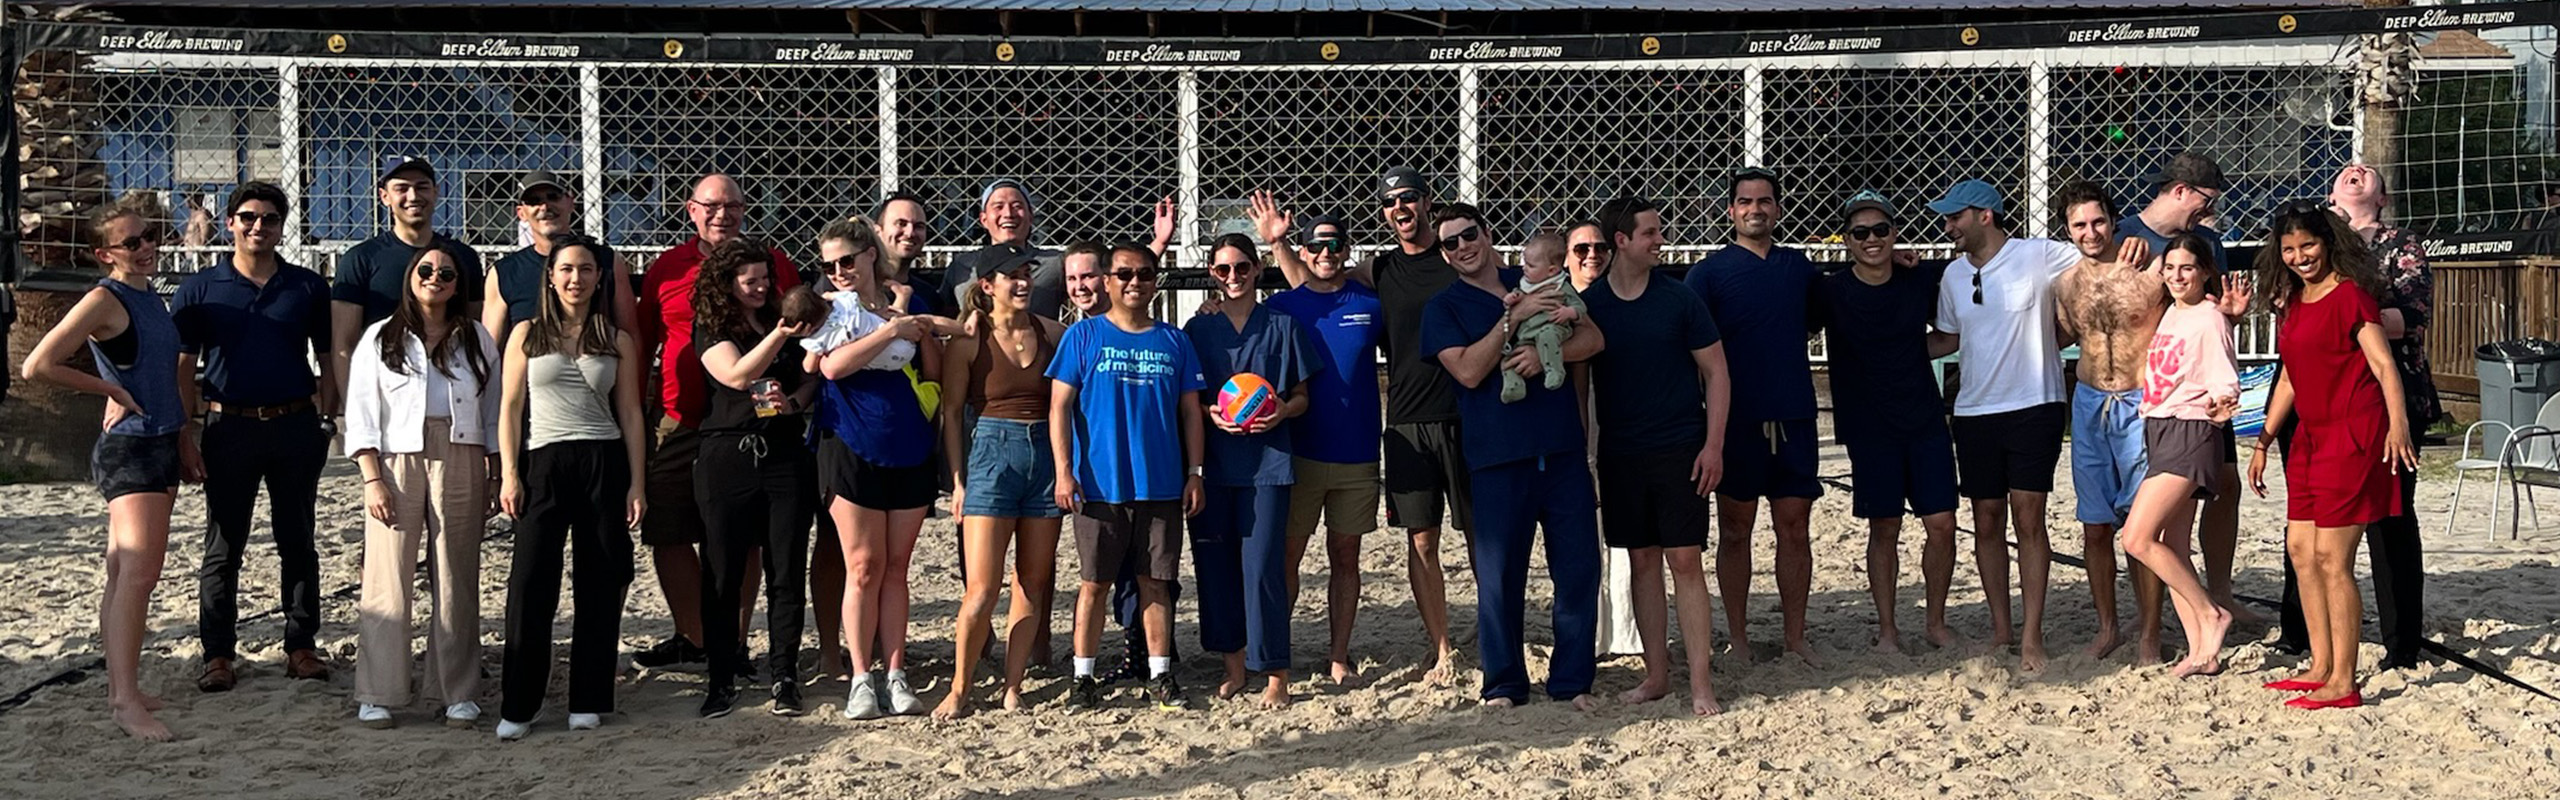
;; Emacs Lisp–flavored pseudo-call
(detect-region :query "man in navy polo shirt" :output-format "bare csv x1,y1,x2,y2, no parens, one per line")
171,181,338,692
1420,202,1604,709
1684,167,1828,666
1263,212,1383,687
1584,196,1730,716
331,156,483,398
482,168,637,349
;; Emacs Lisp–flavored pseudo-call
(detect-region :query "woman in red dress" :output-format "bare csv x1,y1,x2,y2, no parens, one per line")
2246,200,2417,709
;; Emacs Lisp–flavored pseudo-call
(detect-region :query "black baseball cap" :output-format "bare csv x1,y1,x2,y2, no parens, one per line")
516,168,569,202
968,243,1039,280
1379,167,1427,197
1300,213,1347,243
377,155,435,188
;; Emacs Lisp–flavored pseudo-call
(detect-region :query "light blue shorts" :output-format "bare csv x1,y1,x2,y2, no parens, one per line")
2070,383,2147,526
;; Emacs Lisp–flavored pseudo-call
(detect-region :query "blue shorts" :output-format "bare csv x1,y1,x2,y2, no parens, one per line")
2069,383,2147,526
1717,418,1823,501
961,417,1063,519
1842,426,1959,520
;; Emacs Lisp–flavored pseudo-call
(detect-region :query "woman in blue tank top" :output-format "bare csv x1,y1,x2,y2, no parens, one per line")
21,195,188,742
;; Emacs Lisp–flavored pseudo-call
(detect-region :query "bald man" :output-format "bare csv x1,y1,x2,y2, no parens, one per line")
632,174,801,671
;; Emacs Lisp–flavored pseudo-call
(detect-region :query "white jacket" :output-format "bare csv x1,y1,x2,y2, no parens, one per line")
344,318,502,457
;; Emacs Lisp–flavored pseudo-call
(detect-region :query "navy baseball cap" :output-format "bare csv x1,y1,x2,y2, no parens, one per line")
1925,180,2006,216
378,155,435,188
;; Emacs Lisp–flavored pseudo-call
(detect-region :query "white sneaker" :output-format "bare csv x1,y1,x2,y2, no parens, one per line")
443,701,481,729
495,718,533,741
843,673,885,720
357,704,395,729
567,713,601,731
886,670,924,716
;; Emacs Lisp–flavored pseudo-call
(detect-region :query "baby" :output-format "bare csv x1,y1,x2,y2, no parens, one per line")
1502,232,1583,404
780,284,916,372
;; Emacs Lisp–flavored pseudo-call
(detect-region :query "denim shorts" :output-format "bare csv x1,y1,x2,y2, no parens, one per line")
963,417,1063,519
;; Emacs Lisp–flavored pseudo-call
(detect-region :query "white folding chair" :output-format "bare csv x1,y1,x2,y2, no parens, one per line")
2450,392,2560,539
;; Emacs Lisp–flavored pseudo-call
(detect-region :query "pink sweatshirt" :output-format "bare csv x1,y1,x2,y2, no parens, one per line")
2142,301,2240,420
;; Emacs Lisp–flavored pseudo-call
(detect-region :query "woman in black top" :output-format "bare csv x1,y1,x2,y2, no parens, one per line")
688,238,818,718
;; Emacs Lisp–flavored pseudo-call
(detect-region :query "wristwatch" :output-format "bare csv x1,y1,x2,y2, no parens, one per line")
1189,465,1204,478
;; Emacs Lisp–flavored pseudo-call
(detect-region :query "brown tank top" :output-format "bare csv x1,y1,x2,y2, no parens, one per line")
966,321,1057,420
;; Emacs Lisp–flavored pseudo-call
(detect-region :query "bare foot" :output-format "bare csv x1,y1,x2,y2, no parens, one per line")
1329,660,1367,688
2177,606,2235,678
1000,687,1024,712
1569,694,1601,712
2168,655,2224,678
2133,638,2165,668
1259,677,1290,710
2081,629,2123,662
1618,678,1671,705
2019,642,2049,674
1873,630,1905,655
1785,641,1827,670
112,702,174,742
1481,696,1516,708
930,692,973,722
113,689,167,712
1217,670,1248,700
1692,691,1722,717
1424,653,1459,687
1924,624,1963,650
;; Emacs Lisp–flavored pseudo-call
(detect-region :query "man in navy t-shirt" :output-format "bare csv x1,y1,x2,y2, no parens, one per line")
1263,213,1383,687
331,157,484,404
1418,202,1604,708
1047,243,1205,712
1821,191,1964,655
482,168,638,349
1582,196,1730,716
1682,167,1827,665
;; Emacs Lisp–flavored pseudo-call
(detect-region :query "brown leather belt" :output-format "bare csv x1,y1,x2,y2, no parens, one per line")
208,399,315,421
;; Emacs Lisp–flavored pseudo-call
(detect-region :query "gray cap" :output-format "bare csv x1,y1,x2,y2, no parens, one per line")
1842,189,1896,220
980,177,1032,208
516,168,568,202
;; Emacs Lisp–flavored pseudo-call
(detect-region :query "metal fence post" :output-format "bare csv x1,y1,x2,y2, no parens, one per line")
1458,65,1481,204
879,66,899,193
278,60,306,268
579,63,604,240
1742,64,1766,169
1177,69,1201,270
2026,55,2052,238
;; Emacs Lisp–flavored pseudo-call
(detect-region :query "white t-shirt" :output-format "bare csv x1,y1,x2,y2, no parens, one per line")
1934,236,2081,417
802,292,916,372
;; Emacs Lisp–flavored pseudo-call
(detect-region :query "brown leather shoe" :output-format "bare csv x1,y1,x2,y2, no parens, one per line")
286,649,331,680
197,657,237,693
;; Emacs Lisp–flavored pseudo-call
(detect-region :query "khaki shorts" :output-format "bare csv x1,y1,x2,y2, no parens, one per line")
640,414,706,547
1286,457,1380,539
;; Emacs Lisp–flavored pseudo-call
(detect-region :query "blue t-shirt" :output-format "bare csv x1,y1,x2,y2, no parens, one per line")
1047,317,1207,503
1582,273,1722,457
1267,282,1384,465
1183,305,1321,487
333,233,486,326
2117,214,2227,272
171,260,334,407
1821,261,1950,446
1419,279,1585,471
1684,245,1823,424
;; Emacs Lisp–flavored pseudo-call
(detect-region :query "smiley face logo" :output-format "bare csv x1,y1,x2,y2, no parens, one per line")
326,34,347,54
996,42,1016,62
1960,27,1980,47
2277,15,2298,34
663,39,684,59
1320,42,1340,61
1640,36,1661,56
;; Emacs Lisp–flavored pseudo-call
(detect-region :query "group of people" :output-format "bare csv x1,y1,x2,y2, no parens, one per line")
21,148,2436,743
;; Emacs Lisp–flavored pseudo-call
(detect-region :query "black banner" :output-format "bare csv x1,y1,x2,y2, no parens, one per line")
18,2,2556,65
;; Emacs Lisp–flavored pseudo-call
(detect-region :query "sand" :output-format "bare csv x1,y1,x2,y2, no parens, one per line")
1,448,2556,800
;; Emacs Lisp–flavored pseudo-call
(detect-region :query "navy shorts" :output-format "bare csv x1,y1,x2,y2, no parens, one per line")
1842,427,1960,520
960,417,1063,519
1717,418,1823,501
93,432,181,501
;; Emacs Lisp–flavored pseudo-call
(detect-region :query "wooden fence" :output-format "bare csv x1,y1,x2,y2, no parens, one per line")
2433,258,2560,398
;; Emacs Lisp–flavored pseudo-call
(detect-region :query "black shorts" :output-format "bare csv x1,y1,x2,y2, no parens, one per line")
92,432,180,501
1598,446,1712,549
1950,402,2067,499
1383,420,1472,532
1717,418,1823,501
819,436,935,511
1842,427,1960,520
1073,500,1185,583
640,415,705,547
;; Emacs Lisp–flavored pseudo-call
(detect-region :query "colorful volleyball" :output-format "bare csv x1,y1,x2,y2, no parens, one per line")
1215,372,1280,429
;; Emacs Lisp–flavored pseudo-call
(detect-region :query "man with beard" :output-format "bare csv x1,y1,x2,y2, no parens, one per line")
332,157,483,400
872,192,940,315
483,168,638,348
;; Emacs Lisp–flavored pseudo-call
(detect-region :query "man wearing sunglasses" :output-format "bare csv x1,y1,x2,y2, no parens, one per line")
633,173,801,672
332,157,484,415
483,169,639,350
170,181,340,691
1925,179,2145,674
1681,167,1829,666
1420,202,1604,709
1263,213,1383,687
1821,191,1963,656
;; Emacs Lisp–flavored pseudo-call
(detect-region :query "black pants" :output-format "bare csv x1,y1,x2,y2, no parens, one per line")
198,409,329,660
2280,466,2425,662
696,431,816,686
502,441,635,721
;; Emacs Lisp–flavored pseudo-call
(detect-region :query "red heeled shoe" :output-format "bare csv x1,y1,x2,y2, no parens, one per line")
2261,678,2324,692
2283,692,2364,710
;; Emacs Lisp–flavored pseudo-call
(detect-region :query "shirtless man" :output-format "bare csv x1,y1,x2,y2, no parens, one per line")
2051,182,2165,663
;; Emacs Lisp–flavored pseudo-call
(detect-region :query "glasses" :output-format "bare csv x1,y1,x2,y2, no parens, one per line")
1303,238,1347,254
100,232,163,251
1972,268,1984,305
1848,223,1894,241
1570,242,1612,256
231,211,284,229
1108,268,1160,284
1436,225,1482,252
1380,190,1422,208
687,198,746,215
414,264,459,283
1210,261,1255,278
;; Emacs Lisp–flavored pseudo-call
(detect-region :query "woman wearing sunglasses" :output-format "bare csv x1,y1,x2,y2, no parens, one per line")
342,245,502,731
